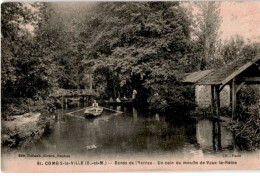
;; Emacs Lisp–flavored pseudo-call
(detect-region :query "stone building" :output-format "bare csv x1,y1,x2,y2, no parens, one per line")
195,85,230,108
182,69,231,108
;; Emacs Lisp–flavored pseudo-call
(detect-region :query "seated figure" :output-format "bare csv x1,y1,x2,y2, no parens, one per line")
92,100,98,107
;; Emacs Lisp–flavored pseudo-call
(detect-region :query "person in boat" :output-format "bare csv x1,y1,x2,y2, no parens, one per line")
92,100,99,112
92,100,99,107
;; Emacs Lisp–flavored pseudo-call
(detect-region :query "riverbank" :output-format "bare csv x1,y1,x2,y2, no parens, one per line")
227,115,260,150
2,112,54,148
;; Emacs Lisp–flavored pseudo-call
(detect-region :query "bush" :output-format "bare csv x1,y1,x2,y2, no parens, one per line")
228,86,260,150
236,86,260,122
1,98,30,117
228,113,260,150
1,95,61,118
148,93,169,112
147,85,196,115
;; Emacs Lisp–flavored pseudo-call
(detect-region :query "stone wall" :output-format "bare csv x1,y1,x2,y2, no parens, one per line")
195,85,230,108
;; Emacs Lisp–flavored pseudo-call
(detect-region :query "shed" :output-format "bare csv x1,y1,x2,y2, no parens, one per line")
182,54,260,118
182,69,230,108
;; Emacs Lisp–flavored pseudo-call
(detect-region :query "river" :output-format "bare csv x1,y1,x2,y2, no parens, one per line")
2,105,257,160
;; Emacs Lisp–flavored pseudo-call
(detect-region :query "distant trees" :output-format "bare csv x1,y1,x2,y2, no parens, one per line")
191,1,222,70
221,35,260,64
34,3,81,89
221,35,245,63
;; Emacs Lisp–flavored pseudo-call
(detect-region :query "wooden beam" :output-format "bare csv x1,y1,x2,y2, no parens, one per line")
65,98,68,109
232,78,237,120
212,121,216,151
219,83,226,92
211,85,215,115
236,82,245,94
229,82,232,113
241,77,260,82
61,96,64,109
221,62,254,86
215,85,220,118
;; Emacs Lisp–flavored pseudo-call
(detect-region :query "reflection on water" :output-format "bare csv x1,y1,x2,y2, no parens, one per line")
6,106,245,158
196,119,234,154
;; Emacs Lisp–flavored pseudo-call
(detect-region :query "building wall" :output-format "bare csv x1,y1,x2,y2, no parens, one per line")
195,85,230,108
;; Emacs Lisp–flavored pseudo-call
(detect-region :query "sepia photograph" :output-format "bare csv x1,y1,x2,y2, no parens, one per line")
1,0,260,172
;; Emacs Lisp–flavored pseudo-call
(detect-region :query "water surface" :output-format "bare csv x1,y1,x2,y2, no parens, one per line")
3,105,253,159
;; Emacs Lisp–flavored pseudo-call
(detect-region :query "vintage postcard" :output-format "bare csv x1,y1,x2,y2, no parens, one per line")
1,1,260,172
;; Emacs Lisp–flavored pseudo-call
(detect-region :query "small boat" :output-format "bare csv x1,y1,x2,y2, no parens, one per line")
84,106,103,118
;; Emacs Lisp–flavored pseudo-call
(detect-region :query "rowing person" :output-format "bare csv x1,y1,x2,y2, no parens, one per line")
92,100,99,107
92,100,99,112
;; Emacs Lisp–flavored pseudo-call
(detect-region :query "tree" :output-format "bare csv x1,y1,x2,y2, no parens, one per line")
79,2,193,110
1,2,44,98
1,2,58,115
1,2,196,114
193,1,222,70
221,35,260,64
1,2,34,93
34,2,94,89
221,35,245,64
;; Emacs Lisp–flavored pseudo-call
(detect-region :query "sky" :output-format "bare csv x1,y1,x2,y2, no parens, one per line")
51,1,260,43
220,1,260,42
22,1,260,43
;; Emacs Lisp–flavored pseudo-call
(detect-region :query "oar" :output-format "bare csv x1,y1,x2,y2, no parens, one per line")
99,106,124,114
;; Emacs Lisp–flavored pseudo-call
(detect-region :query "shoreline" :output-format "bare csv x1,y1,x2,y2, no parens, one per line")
1,112,54,148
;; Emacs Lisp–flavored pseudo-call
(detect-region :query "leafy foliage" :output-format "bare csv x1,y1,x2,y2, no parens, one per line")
228,86,260,150
236,86,260,122
221,35,260,64
1,3,57,115
2,2,258,117
78,2,193,111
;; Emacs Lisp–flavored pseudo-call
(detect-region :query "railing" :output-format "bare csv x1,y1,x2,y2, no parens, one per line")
51,89,97,97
